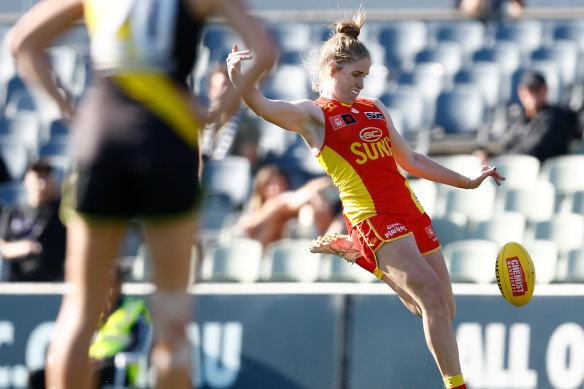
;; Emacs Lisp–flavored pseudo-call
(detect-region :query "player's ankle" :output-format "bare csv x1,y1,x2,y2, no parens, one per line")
443,374,466,389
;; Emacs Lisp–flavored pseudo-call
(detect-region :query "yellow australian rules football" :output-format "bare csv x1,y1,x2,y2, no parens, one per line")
495,242,536,307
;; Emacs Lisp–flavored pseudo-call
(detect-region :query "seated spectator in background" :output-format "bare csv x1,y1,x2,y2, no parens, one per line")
29,260,151,388
200,64,261,169
453,0,524,20
476,71,582,164
236,164,341,247
0,159,66,282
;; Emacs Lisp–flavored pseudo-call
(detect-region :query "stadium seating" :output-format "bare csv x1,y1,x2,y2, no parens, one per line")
267,239,322,282
431,215,468,247
530,40,579,88
494,19,544,56
504,180,556,225
380,85,427,137
491,155,541,189
378,20,428,70
523,240,559,284
398,62,446,105
326,257,376,283
540,155,584,212
434,20,486,59
415,42,464,78
552,20,584,51
564,247,584,282
0,114,40,153
0,138,30,180
443,181,496,223
443,239,498,283
472,41,522,103
407,178,437,217
454,61,503,111
200,156,252,209
470,211,526,247
433,84,485,135
261,64,311,101
573,190,584,215
534,213,584,258
204,238,263,282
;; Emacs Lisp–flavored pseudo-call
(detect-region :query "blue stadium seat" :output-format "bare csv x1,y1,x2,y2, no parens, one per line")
552,20,584,51
269,22,313,55
443,240,498,283
530,40,579,87
3,89,37,117
0,139,30,181
202,24,241,63
535,213,584,258
267,239,322,282
203,238,263,282
415,42,464,77
398,62,447,108
473,41,522,76
261,64,311,101
0,114,41,152
431,215,467,247
494,19,544,55
435,20,486,58
455,61,503,110
380,85,426,137
201,156,252,209
378,21,428,70
433,84,485,134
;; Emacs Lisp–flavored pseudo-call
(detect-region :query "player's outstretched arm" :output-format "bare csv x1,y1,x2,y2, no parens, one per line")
371,97,505,189
227,46,321,138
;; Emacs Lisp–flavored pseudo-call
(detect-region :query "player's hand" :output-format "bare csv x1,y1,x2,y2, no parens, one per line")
469,165,505,188
226,44,253,88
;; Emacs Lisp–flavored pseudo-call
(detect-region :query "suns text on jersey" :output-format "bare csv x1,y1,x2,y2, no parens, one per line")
350,136,393,164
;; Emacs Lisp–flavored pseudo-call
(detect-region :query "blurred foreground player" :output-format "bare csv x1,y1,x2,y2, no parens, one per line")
228,7,503,389
8,0,275,388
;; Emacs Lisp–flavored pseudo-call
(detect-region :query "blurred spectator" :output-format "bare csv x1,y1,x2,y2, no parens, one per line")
453,0,524,20
236,164,341,247
0,159,66,282
476,71,582,164
200,64,261,169
29,260,151,388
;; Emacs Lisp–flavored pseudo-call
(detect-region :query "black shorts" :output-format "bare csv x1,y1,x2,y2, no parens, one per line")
62,77,200,220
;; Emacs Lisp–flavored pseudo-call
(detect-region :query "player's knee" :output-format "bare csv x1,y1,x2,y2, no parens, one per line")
417,280,450,318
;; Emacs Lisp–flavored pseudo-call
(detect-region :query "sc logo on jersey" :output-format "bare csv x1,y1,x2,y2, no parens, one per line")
359,127,383,142
365,112,383,120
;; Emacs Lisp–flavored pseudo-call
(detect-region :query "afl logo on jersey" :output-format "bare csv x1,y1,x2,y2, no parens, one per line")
359,127,383,142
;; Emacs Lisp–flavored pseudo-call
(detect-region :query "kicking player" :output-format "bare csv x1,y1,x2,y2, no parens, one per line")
227,7,503,389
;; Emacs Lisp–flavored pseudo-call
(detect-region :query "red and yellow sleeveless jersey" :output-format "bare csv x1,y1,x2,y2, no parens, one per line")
314,96,425,225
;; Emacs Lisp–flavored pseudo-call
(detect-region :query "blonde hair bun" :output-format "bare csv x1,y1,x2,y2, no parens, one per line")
336,23,361,39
